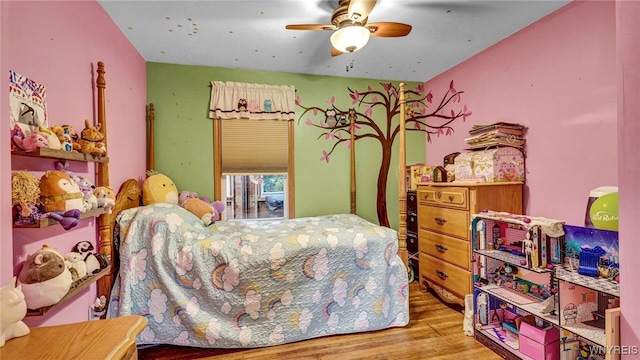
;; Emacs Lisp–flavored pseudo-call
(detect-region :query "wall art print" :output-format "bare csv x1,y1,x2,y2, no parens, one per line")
9,70,48,151
296,81,471,227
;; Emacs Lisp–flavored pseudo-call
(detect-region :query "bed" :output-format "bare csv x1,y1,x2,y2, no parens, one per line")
97,83,412,348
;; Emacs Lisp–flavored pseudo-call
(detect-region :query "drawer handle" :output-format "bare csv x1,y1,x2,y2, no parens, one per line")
434,217,447,225
436,270,449,280
448,195,454,202
436,191,442,199
434,244,448,253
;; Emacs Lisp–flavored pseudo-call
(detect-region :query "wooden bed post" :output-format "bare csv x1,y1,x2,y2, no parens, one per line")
147,103,155,171
96,61,112,301
350,109,356,214
398,83,408,267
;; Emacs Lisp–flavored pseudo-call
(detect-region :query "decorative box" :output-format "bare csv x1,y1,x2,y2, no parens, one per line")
454,147,525,183
408,164,435,190
518,322,560,360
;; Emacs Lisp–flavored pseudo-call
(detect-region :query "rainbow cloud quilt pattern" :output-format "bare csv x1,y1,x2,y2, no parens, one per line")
108,204,409,348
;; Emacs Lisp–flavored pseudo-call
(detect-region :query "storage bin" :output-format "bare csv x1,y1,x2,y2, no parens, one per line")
454,147,524,183
518,322,559,360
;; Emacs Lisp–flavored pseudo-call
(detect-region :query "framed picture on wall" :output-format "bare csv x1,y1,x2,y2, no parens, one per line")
9,70,48,150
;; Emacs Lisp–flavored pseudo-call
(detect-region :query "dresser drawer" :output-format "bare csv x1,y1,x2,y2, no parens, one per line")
407,191,417,213
407,212,418,233
419,253,471,298
418,205,470,239
407,231,419,253
420,229,470,270
417,187,469,210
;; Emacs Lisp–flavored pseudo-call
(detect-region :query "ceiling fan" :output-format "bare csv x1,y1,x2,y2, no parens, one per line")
285,0,412,56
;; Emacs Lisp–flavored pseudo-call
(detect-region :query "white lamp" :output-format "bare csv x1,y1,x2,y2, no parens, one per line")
330,24,371,53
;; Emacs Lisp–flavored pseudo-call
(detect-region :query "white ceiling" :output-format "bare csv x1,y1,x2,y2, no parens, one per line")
98,0,570,82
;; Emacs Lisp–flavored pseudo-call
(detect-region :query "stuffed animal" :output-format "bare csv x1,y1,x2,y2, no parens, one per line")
182,198,225,225
51,125,74,152
78,119,106,156
0,277,30,347
61,124,81,151
142,170,179,205
178,190,199,206
72,241,101,275
64,252,87,282
39,170,85,213
12,131,49,152
37,126,62,150
72,175,97,210
17,245,72,310
94,186,115,214
11,171,41,222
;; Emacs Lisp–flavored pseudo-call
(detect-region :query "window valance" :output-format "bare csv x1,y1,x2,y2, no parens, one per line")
209,81,296,120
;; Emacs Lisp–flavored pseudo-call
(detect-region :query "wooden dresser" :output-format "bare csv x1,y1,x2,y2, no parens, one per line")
417,182,523,306
1,315,147,360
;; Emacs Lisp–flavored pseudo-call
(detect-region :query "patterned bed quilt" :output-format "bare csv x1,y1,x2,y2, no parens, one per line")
107,204,409,348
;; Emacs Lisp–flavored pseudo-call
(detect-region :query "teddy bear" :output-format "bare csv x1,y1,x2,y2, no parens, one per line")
0,277,30,347
94,186,115,214
182,198,225,225
78,119,106,156
142,170,179,205
17,245,72,310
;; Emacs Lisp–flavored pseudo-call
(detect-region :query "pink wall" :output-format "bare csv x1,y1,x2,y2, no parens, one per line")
426,0,640,353
617,0,640,353
1,1,147,326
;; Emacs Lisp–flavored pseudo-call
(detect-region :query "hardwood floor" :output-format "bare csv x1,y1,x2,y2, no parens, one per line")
138,282,500,360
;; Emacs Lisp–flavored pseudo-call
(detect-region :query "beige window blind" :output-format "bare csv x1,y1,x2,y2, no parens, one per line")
221,118,289,173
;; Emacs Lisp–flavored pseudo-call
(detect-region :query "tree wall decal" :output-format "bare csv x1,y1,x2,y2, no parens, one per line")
296,81,472,227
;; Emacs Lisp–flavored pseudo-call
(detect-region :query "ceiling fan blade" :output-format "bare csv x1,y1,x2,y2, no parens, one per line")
367,22,412,37
331,47,343,57
285,24,336,31
348,0,377,21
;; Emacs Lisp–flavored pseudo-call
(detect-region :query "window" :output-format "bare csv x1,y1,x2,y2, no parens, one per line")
223,174,287,219
209,81,296,220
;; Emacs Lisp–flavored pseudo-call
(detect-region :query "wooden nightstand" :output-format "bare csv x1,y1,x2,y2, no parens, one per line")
1,315,147,360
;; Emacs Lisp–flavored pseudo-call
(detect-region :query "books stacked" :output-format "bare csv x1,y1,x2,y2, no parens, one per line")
464,122,526,150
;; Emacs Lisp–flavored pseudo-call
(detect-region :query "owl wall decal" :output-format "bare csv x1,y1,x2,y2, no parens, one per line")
337,112,348,126
325,109,337,127
264,99,273,112
237,99,247,111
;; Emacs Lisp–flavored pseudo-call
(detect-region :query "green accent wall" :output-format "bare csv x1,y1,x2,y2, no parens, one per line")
147,62,424,229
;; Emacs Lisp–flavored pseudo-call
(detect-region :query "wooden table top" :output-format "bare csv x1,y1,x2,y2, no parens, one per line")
1,315,147,360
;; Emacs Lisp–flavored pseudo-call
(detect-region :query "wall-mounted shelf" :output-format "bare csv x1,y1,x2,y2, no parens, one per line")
26,266,111,317
13,208,107,228
11,148,109,163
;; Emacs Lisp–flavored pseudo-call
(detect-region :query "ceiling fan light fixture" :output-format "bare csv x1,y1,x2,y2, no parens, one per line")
330,25,371,53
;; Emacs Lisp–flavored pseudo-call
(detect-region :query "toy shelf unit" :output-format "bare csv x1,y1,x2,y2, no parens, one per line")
555,225,621,359
9,62,112,318
472,211,565,360
471,211,567,273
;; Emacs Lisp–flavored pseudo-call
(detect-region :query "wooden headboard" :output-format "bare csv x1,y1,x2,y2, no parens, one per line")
97,83,410,301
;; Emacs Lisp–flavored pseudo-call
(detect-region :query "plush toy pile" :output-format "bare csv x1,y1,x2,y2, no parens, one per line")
143,172,225,225
11,162,115,230
15,242,110,310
